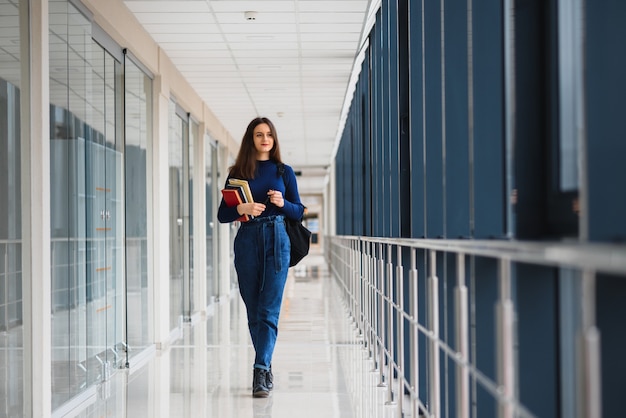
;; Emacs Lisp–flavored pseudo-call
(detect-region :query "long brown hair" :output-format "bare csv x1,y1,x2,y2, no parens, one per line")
229,117,283,179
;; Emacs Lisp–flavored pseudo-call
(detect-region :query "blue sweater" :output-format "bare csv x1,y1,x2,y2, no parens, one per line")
217,160,304,223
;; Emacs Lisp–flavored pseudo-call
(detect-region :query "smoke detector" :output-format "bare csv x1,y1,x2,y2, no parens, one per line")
244,11,257,21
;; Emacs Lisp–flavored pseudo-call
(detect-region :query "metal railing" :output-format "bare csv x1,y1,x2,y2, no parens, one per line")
327,236,626,418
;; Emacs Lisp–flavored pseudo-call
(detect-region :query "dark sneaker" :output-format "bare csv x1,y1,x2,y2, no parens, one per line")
252,368,270,398
266,366,273,391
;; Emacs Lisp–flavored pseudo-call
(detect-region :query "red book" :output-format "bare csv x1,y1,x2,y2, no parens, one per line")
221,188,249,222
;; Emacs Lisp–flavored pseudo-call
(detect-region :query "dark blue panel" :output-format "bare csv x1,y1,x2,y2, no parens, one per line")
337,133,348,234
474,257,497,418
512,0,551,239
371,33,378,236
388,0,401,238
516,265,558,417
586,1,626,242
335,139,343,234
362,58,373,237
348,110,355,234
424,0,444,238
342,128,351,234
417,249,429,403
444,0,470,239
334,140,339,234
398,0,411,238
347,124,355,234
408,0,425,239
472,0,506,239
380,0,387,238
596,274,626,416
441,254,457,414
400,247,429,400
381,2,391,237
373,17,385,237
353,95,364,235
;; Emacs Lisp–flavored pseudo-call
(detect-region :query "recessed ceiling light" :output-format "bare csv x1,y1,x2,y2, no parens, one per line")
247,35,274,41
244,11,257,21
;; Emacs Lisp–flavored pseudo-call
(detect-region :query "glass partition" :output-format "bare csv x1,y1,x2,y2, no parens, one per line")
205,138,217,303
124,57,153,355
168,101,185,330
0,0,26,414
49,0,89,406
187,120,196,315
49,0,125,408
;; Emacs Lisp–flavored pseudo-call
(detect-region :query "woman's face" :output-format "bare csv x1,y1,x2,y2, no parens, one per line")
253,123,274,160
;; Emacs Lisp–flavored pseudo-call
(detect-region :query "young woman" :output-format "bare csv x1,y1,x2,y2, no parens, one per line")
217,117,305,398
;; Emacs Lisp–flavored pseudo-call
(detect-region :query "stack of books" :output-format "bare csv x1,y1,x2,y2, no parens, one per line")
221,178,254,222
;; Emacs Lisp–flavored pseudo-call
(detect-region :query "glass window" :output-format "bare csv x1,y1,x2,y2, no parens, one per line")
49,0,93,407
205,137,217,303
124,56,153,355
49,0,125,408
0,0,25,414
187,119,196,315
168,101,185,329
557,0,582,192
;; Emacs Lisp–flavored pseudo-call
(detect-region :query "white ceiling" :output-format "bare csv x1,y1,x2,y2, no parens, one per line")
123,0,372,195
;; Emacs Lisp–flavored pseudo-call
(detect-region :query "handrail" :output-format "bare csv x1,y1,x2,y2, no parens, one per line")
343,235,626,275
327,235,620,418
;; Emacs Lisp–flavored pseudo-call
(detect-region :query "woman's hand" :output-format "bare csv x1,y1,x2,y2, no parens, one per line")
267,190,285,208
237,202,267,217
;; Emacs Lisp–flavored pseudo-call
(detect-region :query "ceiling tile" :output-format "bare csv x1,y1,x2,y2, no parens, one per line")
122,0,370,194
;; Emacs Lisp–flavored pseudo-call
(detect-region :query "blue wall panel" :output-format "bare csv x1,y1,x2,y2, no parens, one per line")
423,0,444,239
444,0,470,239
472,0,506,239
362,59,373,236
586,1,626,242
473,257,498,418
512,0,551,239
372,16,385,237
387,0,401,238
353,96,364,236
516,265,559,417
330,1,626,417
442,254,458,416
398,0,411,239
379,2,388,237
596,275,626,416
408,0,425,239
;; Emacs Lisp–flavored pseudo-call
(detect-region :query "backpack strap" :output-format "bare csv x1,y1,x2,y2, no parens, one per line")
277,162,285,178
277,163,304,221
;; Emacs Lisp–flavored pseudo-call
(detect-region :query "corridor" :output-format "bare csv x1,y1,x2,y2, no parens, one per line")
69,250,403,418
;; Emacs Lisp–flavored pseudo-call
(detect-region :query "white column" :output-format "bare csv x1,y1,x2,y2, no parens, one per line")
152,75,171,347
193,124,207,314
22,0,51,416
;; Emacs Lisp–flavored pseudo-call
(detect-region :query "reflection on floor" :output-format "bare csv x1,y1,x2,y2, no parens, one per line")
71,252,408,418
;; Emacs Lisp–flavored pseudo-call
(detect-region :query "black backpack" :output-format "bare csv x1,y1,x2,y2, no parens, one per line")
278,163,311,267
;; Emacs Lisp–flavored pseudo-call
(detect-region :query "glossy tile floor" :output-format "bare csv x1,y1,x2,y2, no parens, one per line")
70,251,408,418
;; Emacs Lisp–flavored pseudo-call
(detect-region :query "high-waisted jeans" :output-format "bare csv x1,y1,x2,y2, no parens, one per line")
234,215,290,371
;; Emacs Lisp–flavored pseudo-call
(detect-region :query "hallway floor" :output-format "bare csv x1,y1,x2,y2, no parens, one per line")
70,251,407,418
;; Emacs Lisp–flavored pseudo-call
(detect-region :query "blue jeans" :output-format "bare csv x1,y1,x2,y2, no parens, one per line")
234,215,290,371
